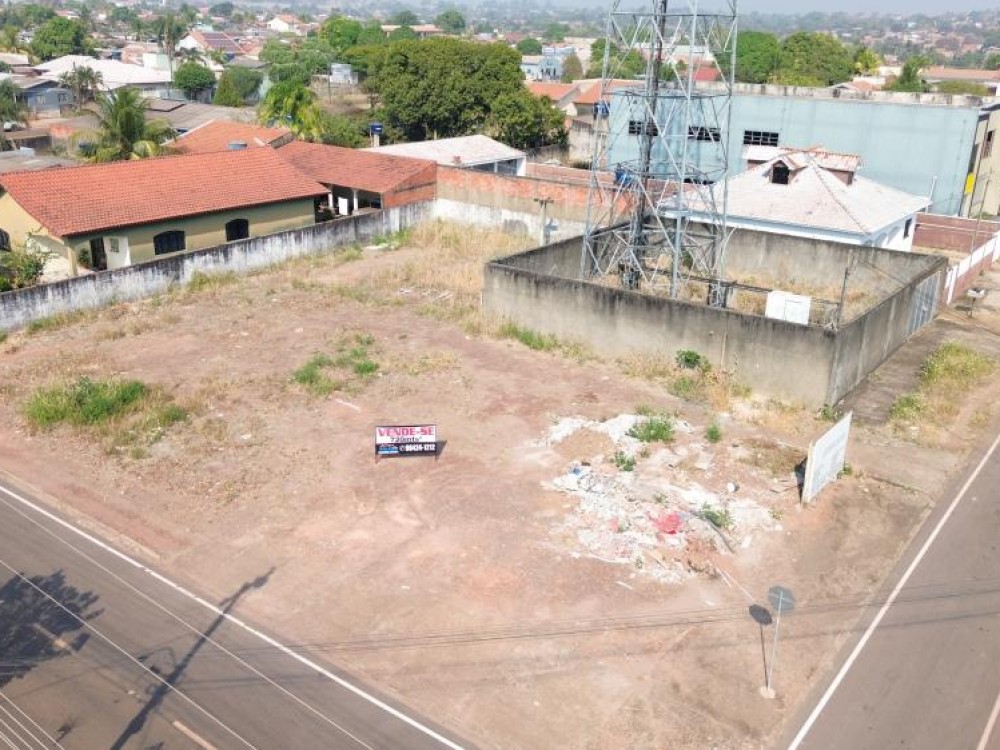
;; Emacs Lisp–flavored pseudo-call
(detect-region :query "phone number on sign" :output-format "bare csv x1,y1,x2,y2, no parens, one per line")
398,442,437,453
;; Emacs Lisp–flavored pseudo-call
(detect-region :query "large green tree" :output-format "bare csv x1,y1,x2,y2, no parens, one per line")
389,10,419,26
516,38,542,55
435,10,465,34
487,90,567,150
85,88,175,162
853,47,881,76
212,71,243,107
725,30,781,84
364,38,565,148
215,66,262,105
366,38,524,141
174,61,215,99
31,17,91,60
561,52,583,82
774,32,853,87
320,16,362,55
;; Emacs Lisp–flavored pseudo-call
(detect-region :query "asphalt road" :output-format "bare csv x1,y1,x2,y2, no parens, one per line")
0,478,469,750
785,430,1000,750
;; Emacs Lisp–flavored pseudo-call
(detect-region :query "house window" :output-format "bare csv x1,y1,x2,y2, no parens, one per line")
225,219,249,242
904,218,913,238
688,126,721,142
985,130,995,158
743,130,779,147
0,229,9,251
628,119,659,137
771,162,790,185
153,230,186,255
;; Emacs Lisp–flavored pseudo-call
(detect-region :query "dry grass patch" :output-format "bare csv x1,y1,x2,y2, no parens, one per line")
619,353,750,410
890,342,996,434
741,437,803,479
23,376,188,457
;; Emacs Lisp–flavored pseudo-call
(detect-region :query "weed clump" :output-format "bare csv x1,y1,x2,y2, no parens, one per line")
25,377,148,427
628,413,675,444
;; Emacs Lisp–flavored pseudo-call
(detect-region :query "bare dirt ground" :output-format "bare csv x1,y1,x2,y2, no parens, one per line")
2,223,999,749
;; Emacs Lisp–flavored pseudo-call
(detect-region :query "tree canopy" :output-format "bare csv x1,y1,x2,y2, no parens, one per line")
561,52,583,82
0,79,27,150
258,80,323,139
218,66,263,104
389,10,419,26
773,32,853,87
209,1,233,17
85,88,175,162
435,10,465,34
363,38,565,148
212,71,243,107
516,38,542,56
31,17,91,60
174,61,216,98
725,30,781,84
853,47,881,76
887,55,930,93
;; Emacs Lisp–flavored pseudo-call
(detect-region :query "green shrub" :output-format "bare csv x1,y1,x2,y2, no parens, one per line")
701,506,733,530
889,393,924,422
612,450,635,471
24,377,148,427
293,353,339,395
628,414,674,443
499,321,559,351
675,349,710,371
705,422,722,443
921,342,994,389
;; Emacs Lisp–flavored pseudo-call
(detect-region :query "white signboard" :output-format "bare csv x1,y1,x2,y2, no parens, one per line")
802,411,852,502
375,424,438,457
765,290,812,326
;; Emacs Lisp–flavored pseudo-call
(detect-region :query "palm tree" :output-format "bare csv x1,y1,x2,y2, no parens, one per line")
258,80,322,140
152,13,187,95
0,79,28,151
85,87,175,162
0,25,24,54
59,65,104,108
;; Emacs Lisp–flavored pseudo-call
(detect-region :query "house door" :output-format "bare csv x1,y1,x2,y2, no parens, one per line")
89,238,107,271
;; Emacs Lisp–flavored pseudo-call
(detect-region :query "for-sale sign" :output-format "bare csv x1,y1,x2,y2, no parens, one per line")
375,424,438,457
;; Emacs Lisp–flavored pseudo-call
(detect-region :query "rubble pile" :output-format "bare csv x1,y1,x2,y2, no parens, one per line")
539,415,794,583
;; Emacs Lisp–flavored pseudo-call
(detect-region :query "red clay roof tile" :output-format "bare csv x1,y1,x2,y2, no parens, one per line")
0,148,327,238
175,120,293,154
275,141,436,195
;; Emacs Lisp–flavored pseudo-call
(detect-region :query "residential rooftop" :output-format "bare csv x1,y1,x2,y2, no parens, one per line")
366,135,524,168
276,141,437,194
175,120,293,154
0,148,327,238
690,151,930,235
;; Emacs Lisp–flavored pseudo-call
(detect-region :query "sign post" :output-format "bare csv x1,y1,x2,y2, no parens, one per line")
761,585,796,699
375,424,438,458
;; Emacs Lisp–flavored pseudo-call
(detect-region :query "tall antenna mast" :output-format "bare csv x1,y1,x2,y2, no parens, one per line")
580,0,738,301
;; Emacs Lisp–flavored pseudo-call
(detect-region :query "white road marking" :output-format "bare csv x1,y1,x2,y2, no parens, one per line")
172,720,219,750
0,482,466,750
788,427,1000,749
0,557,258,750
976,683,1000,750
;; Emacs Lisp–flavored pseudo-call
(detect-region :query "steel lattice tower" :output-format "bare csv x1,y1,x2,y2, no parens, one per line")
580,0,738,300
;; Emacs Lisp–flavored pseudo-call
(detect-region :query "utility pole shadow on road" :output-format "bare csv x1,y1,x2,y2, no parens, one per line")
110,567,275,750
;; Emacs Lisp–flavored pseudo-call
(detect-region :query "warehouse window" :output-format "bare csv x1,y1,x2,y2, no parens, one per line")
743,130,779,147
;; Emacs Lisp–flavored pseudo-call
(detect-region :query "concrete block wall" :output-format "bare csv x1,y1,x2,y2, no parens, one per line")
485,232,949,406
485,243,837,404
0,202,433,331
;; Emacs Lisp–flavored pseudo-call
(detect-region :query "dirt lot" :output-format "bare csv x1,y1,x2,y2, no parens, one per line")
2,222,999,749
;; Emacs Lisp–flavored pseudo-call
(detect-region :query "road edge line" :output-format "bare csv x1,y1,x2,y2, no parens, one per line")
0,483,466,750
787,426,1000,750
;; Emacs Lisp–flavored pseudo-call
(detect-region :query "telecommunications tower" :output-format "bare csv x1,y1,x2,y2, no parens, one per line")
580,0,738,300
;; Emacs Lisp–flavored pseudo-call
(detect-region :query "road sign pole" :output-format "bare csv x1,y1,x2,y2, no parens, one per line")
765,590,784,694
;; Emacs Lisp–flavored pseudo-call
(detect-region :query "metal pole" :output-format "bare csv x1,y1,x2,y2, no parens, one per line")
765,590,784,694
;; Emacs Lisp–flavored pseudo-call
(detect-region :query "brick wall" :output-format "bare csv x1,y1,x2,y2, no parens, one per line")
436,166,592,222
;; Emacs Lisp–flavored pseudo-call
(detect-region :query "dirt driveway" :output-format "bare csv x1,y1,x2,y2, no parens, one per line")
1,223,997,749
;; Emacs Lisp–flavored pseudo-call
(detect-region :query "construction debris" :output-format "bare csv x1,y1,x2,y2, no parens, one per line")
540,414,793,584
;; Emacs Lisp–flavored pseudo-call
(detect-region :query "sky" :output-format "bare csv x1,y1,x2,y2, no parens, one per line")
737,0,986,12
